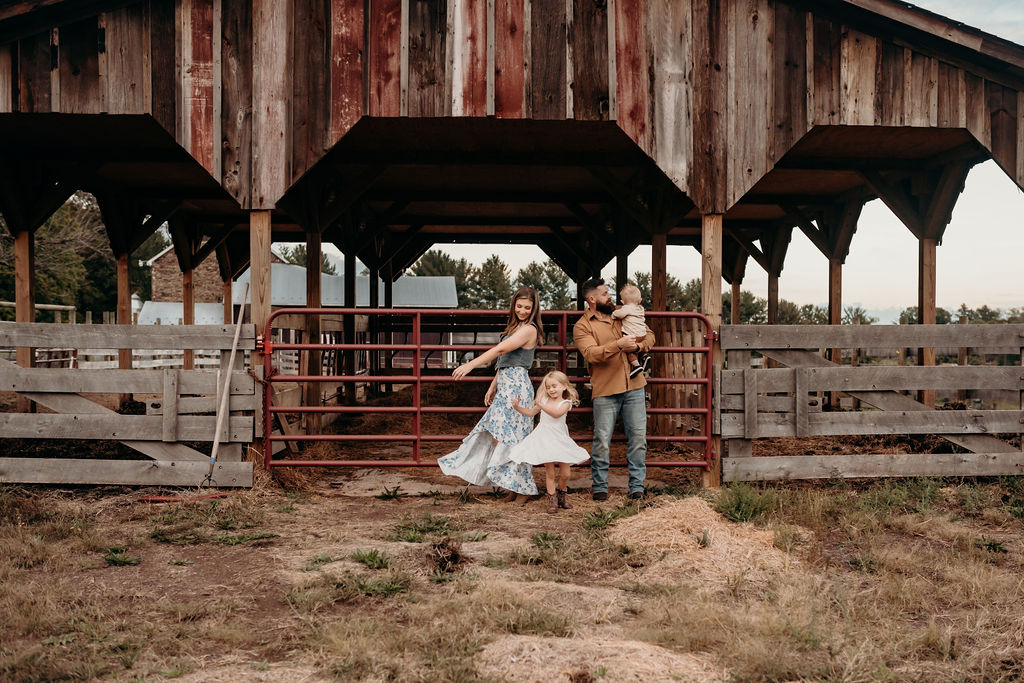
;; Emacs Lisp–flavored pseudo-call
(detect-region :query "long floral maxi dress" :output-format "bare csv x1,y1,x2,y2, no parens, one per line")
437,365,538,495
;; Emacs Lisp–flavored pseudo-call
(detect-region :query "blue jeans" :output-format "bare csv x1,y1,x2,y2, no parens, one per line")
591,388,647,494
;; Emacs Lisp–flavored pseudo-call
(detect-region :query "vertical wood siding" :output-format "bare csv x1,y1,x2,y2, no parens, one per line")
2,1,1024,213
292,0,330,181
493,0,525,118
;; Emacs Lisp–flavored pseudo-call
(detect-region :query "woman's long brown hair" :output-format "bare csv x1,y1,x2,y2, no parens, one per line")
501,286,545,345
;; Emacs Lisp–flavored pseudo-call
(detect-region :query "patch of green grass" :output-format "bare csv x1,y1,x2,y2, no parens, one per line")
482,556,511,569
388,514,458,542
455,488,476,505
716,483,776,523
582,503,641,531
461,530,489,542
858,478,941,515
375,485,408,501
351,549,390,570
212,530,276,546
976,537,1007,554
102,547,140,567
169,558,194,566
532,531,563,549
304,553,336,572
285,571,411,613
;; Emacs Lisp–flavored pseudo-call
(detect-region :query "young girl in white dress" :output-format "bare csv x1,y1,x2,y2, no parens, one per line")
510,370,590,513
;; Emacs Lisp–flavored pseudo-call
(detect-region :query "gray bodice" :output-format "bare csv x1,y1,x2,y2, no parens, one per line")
494,331,537,369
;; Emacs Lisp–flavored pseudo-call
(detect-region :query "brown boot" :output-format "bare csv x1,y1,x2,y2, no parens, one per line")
500,490,518,503
546,493,558,514
556,489,572,509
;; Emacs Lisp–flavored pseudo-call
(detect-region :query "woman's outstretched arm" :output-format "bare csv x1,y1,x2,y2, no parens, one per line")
452,325,537,379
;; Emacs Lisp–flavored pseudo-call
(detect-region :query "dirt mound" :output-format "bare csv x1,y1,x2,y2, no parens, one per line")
608,497,798,587
476,635,726,682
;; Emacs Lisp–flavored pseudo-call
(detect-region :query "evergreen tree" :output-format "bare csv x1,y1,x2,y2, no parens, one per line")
722,288,768,324
515,261,546,296
842,305,878,325
542,260,573,310
278,243,338,275
798,303,829,324
411,249,475,307
776,299,802,324
898,306,952,324
466,255,512,309
626,272,690,310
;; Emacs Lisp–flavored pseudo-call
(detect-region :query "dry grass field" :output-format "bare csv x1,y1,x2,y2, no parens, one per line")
2,465,1024,682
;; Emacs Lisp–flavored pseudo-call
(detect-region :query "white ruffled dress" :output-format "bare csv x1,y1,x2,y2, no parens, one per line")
508,398,591,466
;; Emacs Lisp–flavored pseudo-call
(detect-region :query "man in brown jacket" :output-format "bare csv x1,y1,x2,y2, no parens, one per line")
573,278,655,500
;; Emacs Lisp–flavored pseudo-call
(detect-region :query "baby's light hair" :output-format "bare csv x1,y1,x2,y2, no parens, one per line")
535,370,580,406
619,283,642,305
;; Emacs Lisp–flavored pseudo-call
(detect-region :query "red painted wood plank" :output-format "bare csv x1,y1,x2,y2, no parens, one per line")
292,0,329,180
189,0,215,174
330,0,363,141
149,0,176,132
494,0,524,118
615,0,650,152
368,0,401,117
459,0,487,116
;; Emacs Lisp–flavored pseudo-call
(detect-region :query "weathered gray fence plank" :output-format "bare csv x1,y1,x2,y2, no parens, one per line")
723,453,1024,481
743,369,757,438
13,391,209,461
722,324,1024,350
0,414,253,442
145,395,258,415
761,349,1018,454
162,369,178,442
0,323,257,350
721,409,1024,438
0,458,253,487
722,366,1021,393
719,395,823,412
1,366,255,395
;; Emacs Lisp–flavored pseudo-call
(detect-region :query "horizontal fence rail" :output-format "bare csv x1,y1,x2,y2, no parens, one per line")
0,323,259,487
719,324,1024,481
263,308,715,471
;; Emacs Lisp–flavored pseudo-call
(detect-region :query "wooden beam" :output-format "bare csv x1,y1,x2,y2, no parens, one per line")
724,453,1024,482
828,257,842,409
701,213,723,488
921,160,971,240
918,236,937,407
724,226,770,272
317,164,389,231
731,281,741,325
249,210,272,343
860,170,925,238
652,232,667,311
14,229,34,413
304,228,322,429
0,458,253,487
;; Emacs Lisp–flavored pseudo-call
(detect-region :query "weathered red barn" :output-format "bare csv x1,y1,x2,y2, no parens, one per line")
2,0,1024,486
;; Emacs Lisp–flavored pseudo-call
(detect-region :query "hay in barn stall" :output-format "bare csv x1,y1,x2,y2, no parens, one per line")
607,497,801,588
475,635,726,682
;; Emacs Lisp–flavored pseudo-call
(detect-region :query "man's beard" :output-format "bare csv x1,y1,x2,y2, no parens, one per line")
596,302,616,315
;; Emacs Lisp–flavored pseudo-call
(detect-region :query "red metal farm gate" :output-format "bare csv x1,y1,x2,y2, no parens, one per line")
261,309,715,470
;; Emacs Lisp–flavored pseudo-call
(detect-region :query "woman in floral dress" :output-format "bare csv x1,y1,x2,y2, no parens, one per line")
438,286,544,501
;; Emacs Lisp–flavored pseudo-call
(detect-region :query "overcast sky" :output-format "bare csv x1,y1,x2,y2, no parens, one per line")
319,2,1024,323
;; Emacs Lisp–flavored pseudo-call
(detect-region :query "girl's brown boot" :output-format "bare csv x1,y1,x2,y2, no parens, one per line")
546,493,558,514
556,489,572,509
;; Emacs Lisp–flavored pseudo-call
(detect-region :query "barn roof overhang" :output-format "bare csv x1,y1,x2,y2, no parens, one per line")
276,118,694,279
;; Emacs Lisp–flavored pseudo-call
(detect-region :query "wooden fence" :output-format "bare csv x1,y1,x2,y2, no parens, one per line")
719,324,1024,481
0,323,257,487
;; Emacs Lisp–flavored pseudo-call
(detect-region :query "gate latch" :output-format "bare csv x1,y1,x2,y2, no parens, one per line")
256,334,272,354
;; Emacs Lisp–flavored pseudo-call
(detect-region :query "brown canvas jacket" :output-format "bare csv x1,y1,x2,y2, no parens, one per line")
573,309,655,399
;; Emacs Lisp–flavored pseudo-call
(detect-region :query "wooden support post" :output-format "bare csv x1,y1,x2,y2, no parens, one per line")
918,237,937,407
957,315,968,403
304,230,322,428
343,248,356,404
223,279,233,324
652,232,667,312
651,231,668,434
383,263,394,395
14,230,34,413
368,266,380,396
828,258,842,409
701,214,723,488
616,249,629,292
576,261,588,310
730,281,741,325
766,274,778,325
117,253,132,406
183,268,195,370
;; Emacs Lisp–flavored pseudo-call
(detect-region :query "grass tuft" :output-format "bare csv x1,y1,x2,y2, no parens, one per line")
102,547,140,567
351,549,390,570
716,483,776,523
375,485,408,501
